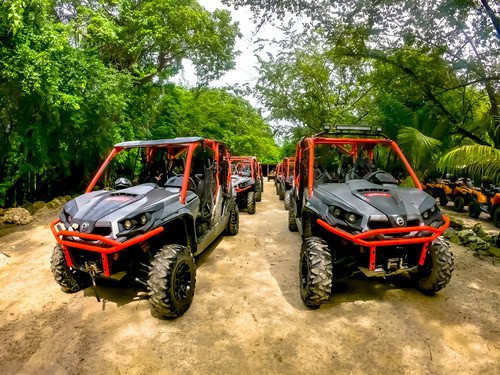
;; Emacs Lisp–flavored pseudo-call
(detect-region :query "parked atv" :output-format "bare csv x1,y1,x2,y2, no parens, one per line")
268,169,276,181
451,177,474,212
278,157,295,209
231,156,260,214
288,125,454,308
50,137,239,318
424,178,456,207
468,179,500,227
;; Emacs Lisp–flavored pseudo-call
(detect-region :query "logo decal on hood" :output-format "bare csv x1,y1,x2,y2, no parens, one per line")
395,216,405,226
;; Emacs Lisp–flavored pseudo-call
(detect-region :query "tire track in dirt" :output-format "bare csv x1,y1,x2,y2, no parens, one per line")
0,182,499,374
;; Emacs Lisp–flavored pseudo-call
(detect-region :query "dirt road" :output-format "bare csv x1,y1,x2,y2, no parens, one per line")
1,181,499,374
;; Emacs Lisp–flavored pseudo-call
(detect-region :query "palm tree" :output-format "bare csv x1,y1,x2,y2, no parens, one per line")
438,145,500,184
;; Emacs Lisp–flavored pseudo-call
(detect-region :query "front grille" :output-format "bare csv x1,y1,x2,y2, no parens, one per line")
407,219,420,227
92,226,112,236
68,247,103,270
368,219,420,231
368,220,391,230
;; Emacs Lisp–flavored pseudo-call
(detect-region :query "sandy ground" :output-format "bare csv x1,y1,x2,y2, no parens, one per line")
0,181,499,375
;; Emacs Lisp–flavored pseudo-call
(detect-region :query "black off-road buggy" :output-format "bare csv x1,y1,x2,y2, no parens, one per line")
231,156,261,213
50,137,239,318
275,162,282,194
278,157,295,210
288,125,454,307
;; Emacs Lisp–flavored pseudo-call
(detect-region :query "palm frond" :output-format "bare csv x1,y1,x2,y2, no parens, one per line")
438,145,500,182
397,127,441,174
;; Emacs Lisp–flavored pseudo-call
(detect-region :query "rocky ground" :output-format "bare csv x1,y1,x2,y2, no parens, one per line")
0,181,499,374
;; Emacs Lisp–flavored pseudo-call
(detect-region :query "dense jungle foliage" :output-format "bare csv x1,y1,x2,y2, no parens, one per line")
0,0,280,207
225,0,500,182
1,0,499,208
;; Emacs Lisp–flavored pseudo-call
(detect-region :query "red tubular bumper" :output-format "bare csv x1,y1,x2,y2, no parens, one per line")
235,185,252,193
50,219,164,276
316,215,449,271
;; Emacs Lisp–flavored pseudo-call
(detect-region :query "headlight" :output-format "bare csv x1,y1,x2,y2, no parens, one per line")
140,214,147,225
67,215,72,224
329,206,359,224
345,213,358,224
124,219,133,230
423,211,429,219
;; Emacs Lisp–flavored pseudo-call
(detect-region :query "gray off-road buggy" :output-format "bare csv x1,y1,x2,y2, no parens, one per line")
50,137,238,318
279,157,295,210
288,126,454,308
231,156,261,214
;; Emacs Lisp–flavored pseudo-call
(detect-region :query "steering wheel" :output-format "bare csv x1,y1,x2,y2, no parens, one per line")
364,170,397,184
164,176,196,190
188,177,196,190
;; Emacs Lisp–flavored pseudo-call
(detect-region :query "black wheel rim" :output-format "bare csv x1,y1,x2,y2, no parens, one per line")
173,261,192,303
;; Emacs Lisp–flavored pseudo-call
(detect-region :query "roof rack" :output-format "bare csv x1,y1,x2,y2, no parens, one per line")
313,124,388,139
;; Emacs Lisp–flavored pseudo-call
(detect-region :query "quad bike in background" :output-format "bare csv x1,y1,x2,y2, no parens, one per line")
468,179,500,227
451,177,475,212
288,125,453,308
231,156,260,214
279,157,295,209
50,137,238,318
268,168,276,181
424,177,457,207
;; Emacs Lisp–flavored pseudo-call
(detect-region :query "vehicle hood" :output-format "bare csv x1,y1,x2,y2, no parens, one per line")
313,180,438,228
231,175,254,187
61,184,185,234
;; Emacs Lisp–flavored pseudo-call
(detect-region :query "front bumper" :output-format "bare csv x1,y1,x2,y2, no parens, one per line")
316,215,450,271
50,219,163,276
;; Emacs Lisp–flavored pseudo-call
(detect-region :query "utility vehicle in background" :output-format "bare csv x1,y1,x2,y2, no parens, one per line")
231,156,260,214
278,157,295,209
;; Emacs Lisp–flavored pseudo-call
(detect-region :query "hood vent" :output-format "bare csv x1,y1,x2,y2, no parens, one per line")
110,192,137,197
356,187,390,193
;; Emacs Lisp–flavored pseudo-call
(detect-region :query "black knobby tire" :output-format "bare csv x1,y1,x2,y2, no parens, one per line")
439,191,448,207
492,206,500,228
300,237,333,307
260,179,264,192
50,244,89,293
284,190,291,210
453,195,465,212
225,204,239,235
417,237,454,294
247,191,256,214
279,185,285,200
256,181,262,202
148,244,196,318
468,200,481,218
288,200,298,232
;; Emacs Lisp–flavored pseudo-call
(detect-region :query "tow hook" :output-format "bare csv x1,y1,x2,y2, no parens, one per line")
85,263,101,302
